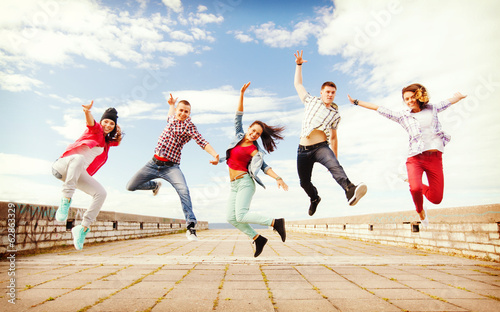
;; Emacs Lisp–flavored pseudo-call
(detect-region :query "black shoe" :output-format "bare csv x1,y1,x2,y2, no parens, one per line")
273,218,286,242
253,235,268,257
346,183,367,206
309,196,321,216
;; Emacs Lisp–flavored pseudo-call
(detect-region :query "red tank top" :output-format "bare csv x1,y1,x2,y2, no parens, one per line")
227,144,257,171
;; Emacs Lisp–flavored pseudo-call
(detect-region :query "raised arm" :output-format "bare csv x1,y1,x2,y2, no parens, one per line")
294,50,308,102
347,94,379,111
82,100,95,127
167,93,178,116
238,82,251,112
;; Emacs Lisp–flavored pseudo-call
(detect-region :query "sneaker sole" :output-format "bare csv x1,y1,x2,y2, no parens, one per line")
55,213,68,222
349,184,367,206
71,227,83,250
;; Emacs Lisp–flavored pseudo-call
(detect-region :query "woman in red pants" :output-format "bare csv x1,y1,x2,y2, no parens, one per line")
348,84,466,227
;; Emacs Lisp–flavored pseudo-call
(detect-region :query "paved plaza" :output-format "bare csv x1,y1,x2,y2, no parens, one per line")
2,229,500,311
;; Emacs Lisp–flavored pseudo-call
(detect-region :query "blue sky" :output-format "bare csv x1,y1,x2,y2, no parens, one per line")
1,0,499,223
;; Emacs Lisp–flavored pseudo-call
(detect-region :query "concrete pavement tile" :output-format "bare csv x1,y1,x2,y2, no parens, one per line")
153,299,214,312
445,279,500,290
275,299,340,311
369,288,432,300
30,279,89,289
215,298,274,312
399,279,447,289
87,298,157,312
218,289,269,300
141,272,187,281
165,286,219,299
424,287,487,299
267,281,314,290
309,281,363,290
110,281,173,299
16,287,69,301
222,281,267,290
470,288,500,298
446,299,500,312
272,288,324,300
391,299,468,311
345,277,403,289
82,279,132,289
320,288,375,299
328,298,401,311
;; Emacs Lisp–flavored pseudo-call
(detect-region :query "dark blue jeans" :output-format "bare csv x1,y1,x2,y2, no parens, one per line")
297,142,351,201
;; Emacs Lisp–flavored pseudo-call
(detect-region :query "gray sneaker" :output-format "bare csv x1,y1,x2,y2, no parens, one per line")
346,183,367,206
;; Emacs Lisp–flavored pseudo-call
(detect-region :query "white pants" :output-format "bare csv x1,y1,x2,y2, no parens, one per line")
52,154,106,228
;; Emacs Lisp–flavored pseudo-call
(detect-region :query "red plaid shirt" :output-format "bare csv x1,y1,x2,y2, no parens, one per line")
154,115,208,164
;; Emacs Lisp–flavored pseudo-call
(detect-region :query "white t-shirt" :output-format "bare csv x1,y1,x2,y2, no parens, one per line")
412,109,444,153
74,145,104,169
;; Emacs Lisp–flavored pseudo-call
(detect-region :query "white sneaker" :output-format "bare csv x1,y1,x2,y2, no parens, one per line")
186,228,198,241
421,206,429,228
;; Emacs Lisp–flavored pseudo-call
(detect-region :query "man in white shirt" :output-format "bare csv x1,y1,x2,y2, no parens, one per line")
294,50,367,216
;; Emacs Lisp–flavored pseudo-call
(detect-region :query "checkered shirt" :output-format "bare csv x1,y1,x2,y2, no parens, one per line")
154,115,208,164
300,94,341,141
377,101,452,157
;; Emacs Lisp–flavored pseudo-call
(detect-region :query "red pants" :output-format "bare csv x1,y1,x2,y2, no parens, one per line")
406,151,444,213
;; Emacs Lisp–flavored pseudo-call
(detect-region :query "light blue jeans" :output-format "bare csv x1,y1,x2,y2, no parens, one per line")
226,174,272,239
126,160,196,225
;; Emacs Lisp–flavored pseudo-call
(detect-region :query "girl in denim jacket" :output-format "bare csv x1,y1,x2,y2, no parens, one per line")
219,82,287,257
52,101,122,250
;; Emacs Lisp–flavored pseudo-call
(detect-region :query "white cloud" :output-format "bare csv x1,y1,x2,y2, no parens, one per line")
188,11,224,26
0,0,223,91
162,0,182,13
250,20,321,48
0,71,42,91
0,153,53,175
229,30,257,44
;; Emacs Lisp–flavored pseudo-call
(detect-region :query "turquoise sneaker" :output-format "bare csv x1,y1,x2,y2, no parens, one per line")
55,197,72,222
71,225,90,250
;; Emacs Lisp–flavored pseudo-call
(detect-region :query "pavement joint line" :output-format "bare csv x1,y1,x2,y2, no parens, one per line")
421,264,500,302
18,263,102,293
145,263,198,311
259,264,277,311
78,264,166,312
212,263,229,310
30,264,132,309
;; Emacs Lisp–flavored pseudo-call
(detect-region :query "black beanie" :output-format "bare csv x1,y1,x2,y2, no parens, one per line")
100,108,118,124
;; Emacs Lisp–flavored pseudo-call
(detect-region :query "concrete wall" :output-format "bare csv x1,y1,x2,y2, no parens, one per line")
287,204,500,262
0,201,208,255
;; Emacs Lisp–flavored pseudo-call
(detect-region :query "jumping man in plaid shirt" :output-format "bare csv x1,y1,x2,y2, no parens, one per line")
294,50,367,217
126,94,219,241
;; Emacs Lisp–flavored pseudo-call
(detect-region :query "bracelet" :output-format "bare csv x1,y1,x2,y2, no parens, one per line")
296,63,302,66
353,99,359,105
276,177,282,181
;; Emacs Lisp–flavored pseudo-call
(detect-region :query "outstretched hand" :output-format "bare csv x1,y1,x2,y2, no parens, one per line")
241,81,251,94
347,94,356,104
294,50,307,65
449,92,467,104
82,100,93,112
209,154,220,165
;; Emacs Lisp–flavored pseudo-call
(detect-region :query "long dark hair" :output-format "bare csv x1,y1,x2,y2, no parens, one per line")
250,120,285,153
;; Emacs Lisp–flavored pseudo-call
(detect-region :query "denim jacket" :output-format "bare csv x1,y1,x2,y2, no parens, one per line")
219,111,271,188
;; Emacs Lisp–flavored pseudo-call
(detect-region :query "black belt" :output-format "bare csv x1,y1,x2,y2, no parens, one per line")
298,141,328,151
152,156,177,167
